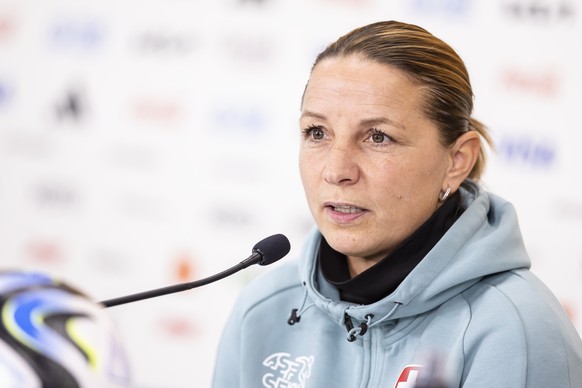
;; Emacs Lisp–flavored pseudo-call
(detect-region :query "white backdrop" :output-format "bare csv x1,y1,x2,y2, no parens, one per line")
1,0,581,387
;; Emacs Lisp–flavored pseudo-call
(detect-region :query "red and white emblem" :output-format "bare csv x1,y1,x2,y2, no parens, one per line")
394,365,423,388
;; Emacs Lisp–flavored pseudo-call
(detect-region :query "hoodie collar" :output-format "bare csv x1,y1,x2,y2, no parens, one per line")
300,181,531,323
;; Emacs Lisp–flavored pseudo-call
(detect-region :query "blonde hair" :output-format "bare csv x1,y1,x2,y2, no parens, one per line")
311,21,492,180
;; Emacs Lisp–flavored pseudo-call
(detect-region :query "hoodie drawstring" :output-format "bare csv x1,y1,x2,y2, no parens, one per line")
344,302,401,342
345,313,373,342
287,283,314,325
288,284,402,343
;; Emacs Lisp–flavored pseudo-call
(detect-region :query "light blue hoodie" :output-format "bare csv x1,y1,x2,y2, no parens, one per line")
212,184,582,387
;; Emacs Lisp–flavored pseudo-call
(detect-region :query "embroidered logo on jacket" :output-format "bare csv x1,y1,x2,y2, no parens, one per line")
262,352,314,388
394,365,423,388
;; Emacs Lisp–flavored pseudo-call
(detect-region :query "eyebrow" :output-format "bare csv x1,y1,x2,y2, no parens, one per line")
300,110,406,130
300,111,326,121
361,117,406,130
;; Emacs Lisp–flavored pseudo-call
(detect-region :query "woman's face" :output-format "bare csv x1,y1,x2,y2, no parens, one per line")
299,56,453,269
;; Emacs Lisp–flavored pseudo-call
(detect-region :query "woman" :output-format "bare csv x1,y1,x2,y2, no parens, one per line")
212,21,582,388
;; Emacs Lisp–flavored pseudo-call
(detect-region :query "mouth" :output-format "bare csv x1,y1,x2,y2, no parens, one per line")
323,202,368,224
327,204,366,213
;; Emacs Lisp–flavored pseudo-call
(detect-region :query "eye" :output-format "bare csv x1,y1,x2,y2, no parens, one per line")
368,128,392,144
371,132,385,143
302,124,325,141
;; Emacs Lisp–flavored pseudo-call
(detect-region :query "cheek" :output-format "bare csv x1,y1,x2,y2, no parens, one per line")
400,160,448,207
367,157,408,193
299,151,318,194
373,156,443,203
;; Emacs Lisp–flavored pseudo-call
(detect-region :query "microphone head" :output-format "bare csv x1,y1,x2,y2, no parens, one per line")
252,234,291,266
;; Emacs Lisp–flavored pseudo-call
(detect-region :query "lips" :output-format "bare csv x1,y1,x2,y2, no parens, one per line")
324,202,368,224
330,204,365,213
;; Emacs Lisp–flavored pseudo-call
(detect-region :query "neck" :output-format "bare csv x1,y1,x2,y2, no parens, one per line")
347,256,382,277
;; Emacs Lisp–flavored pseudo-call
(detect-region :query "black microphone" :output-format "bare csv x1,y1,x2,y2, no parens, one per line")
100,234,290,308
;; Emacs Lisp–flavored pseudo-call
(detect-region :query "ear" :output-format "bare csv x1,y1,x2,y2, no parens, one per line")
444,131,481,192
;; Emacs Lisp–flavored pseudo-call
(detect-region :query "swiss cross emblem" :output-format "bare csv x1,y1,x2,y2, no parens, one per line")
394,365,423,388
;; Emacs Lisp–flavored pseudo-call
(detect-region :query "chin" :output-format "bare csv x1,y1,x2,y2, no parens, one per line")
322,229,364,256
322,227,392,260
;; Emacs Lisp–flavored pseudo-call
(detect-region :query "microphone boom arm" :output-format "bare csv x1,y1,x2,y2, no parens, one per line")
101,251,262,308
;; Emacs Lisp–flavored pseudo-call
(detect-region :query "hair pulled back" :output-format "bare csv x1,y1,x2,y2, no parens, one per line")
312,21,492,180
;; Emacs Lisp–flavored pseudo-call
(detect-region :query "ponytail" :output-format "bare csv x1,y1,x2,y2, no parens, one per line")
468,117,494,180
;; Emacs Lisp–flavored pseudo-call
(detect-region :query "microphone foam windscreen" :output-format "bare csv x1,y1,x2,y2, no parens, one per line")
252,234,291,266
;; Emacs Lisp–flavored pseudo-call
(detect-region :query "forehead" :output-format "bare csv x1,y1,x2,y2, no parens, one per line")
302,56,424,112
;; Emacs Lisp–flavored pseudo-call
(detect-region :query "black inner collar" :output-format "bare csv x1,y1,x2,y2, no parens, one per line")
319,190,463,304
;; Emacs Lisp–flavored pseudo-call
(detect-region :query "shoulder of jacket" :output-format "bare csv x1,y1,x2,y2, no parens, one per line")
461,269,570,337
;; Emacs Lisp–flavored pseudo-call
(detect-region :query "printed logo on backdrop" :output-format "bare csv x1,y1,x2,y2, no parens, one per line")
157,316,199,338
502,1,576,22
313,0,374,6
221,33,276,66
49,19,105,50
0,15,15,42
210,103,268,138
409,0,473,16
33,181,79,210
154,254,201,338
49,18,106,50
132,97,184,125
55,88,87,123
262,352,314,388
230,0,274,7
500,67,561,98
495,134,557,169
24,240,65,265
208,205,253,228
0,80,13,107
133,30,197,56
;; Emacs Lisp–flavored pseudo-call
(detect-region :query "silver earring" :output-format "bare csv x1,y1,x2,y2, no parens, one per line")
438,186,451,202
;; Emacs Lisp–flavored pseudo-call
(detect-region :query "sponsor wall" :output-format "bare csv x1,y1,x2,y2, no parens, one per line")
0,0,580,386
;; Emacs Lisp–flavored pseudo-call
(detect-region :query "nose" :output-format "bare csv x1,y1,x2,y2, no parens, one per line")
322,144,360,186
